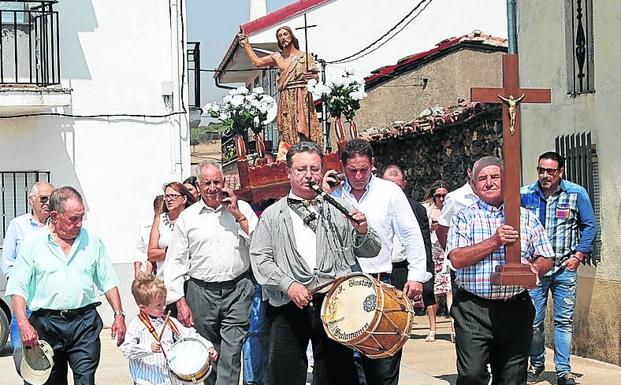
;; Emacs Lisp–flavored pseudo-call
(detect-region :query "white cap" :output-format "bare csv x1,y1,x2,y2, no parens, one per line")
19,340,54,385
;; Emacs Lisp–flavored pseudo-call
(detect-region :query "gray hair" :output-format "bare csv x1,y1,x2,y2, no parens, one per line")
286,141,323,167
382,164,403,178
29,181,54,196
48,186,83,213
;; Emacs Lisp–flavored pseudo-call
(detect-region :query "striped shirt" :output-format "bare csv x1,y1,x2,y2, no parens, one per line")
446,199,555,299
521,179,597,272
121,315,214,385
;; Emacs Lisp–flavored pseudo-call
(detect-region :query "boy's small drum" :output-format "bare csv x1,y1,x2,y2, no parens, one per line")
167,337,212,383
320,273,414,359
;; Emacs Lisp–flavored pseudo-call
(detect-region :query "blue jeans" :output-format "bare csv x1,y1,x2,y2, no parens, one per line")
243,283,267,385
528,267,577,376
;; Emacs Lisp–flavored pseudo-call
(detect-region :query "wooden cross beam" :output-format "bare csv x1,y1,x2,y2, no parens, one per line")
296,14,318,136
471,54,551,287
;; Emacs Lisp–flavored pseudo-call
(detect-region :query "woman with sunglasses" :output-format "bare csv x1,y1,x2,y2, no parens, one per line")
421,180,453,342
147,182,196,278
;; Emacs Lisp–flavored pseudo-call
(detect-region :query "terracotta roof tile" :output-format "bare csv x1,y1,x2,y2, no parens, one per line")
360,101,500,142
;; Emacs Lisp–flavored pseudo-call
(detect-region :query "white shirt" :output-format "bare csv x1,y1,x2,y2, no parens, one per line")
438,182,478,227
334,176,430,282
1,213,44,278
164,199,258,304
134,217,153,272
286,192,318,271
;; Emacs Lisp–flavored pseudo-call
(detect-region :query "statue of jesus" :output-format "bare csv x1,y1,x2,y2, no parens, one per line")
239,26,322,159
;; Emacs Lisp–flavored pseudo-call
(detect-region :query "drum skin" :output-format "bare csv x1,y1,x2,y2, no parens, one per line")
320,273,414,359
167,337,212,383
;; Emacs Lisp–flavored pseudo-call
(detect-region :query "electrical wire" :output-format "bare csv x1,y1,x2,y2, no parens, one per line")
0,111,188,120
334,0,434,65
326,0,433,64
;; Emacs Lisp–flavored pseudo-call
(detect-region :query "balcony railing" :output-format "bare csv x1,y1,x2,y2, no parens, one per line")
0,1,60,86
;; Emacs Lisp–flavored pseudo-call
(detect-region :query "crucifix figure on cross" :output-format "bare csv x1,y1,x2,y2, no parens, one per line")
498,94,525,135
471,54,552,287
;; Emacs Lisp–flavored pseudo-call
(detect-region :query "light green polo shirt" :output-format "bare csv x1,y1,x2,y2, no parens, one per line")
6,225,120,311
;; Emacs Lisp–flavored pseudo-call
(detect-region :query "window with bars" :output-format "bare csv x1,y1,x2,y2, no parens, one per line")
555,132,600,263
0,171,51,248
565,0,595,95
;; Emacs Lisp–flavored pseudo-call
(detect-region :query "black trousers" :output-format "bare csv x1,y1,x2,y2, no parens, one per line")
452,288,535,385
266,297,358,385
29,308,103,385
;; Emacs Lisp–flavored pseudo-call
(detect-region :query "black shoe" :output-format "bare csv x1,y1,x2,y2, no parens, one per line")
527,365,544,383
557,373,577,385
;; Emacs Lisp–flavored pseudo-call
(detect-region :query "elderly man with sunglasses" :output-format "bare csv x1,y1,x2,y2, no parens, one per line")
521,152,597,385
2,181,54,378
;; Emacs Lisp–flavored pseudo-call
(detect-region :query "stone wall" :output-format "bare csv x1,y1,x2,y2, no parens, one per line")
370,107,502,201
356,48,505,132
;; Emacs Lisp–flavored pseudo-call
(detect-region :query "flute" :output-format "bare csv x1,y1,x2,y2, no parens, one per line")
308,182,361,224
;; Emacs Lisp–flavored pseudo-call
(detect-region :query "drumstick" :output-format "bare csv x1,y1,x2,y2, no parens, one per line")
309,279,337,295
158,310,171,360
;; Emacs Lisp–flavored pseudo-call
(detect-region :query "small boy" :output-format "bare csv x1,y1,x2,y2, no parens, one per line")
121,274,218,385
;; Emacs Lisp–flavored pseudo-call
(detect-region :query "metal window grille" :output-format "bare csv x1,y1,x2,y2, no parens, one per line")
0,1,60,86
565,0,595,95
187,41,200,108
0,171,50,247
555,132,600,263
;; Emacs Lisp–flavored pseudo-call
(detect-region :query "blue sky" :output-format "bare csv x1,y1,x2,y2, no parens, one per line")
186,0,296,105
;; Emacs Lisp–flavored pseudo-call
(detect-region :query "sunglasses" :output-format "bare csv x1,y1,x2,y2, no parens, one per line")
38,195,50,204
434,194,447,199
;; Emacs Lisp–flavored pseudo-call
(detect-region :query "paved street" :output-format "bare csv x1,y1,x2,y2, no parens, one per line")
1,316,619,384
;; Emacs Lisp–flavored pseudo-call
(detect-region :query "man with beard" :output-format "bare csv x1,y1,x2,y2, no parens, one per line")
250,141,381,385
239,26,322,157
521,152,596,385
164,161,258,385
7,186,126,385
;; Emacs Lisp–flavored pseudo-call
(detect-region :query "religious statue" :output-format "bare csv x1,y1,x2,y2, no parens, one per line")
498,94,525,135
239,26,322,160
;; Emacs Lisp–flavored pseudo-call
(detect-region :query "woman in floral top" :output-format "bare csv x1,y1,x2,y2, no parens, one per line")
421,180,453,342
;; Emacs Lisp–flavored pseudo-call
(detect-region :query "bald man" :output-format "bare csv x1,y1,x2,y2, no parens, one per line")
2,181,54,375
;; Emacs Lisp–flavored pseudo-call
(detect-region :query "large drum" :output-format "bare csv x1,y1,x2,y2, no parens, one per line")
167,337,212,383
320,273,414,359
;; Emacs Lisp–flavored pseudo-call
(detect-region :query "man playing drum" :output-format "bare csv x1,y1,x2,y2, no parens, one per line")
323,139,431,385
249,141,381,385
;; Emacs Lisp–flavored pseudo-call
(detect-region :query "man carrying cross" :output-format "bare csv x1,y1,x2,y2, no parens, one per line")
239,25,322,159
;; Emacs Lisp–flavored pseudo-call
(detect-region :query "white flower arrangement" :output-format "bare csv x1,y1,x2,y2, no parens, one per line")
202,86,276,135
306,69,367,121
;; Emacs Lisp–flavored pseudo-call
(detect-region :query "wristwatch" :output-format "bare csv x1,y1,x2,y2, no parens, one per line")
114,310,126,318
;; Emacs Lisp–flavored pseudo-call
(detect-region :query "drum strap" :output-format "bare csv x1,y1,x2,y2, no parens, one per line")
287,198,318,231
138,311,180,341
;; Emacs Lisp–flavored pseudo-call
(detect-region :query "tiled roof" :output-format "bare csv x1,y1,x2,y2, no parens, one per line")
365,30,507,89
360,101,500,142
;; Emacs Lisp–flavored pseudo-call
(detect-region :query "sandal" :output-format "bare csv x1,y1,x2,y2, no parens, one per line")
425,330,436,342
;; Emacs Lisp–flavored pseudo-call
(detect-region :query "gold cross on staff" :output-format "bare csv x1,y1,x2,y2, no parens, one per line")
471,54,552,287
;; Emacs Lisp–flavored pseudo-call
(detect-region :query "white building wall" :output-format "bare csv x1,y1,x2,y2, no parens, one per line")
248,0,507,79
0,0,191,318
517,0,621,281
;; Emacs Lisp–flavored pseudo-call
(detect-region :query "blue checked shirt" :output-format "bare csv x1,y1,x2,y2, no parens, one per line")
446,200,555,299
521,179,597,273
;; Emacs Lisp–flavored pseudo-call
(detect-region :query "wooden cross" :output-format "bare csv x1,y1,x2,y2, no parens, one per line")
471,54,551,287
296,14,318,137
